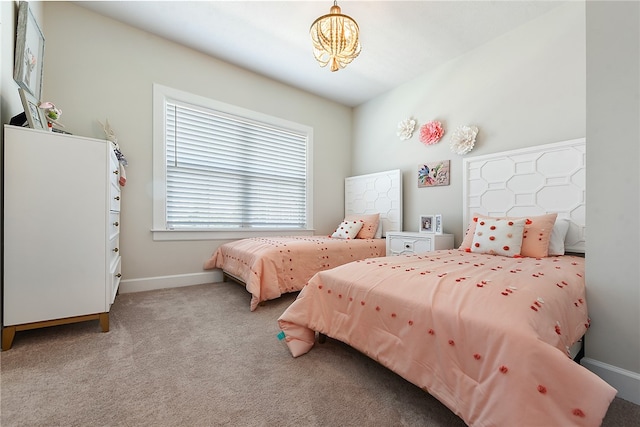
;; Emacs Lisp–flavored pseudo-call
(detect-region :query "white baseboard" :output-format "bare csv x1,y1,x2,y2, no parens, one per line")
581,358,640,404
119,271,224,294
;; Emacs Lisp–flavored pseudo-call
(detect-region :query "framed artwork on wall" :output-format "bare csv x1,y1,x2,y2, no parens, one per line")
19,88,47,130
14,1,45,100
419,214,435,233
418,160,450,188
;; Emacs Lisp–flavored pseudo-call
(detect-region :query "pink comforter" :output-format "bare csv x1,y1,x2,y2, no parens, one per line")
204,236,385,310
278,250,617,427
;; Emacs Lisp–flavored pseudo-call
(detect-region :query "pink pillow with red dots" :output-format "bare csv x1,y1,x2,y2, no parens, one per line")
344,213,380,239
460,213,558,257
331,220,364,239
470,218,526,257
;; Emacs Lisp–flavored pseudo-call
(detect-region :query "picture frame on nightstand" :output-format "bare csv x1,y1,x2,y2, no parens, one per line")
419,214,435,233
434,214,443,234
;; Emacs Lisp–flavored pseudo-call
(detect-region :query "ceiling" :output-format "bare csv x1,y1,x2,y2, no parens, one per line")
74,1,563,107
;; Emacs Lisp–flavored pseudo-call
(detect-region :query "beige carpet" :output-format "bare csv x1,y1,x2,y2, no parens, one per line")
1,283,638,427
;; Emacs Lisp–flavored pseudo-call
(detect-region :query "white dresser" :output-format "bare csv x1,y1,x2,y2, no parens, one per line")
2,125,122,350
386,231,455,256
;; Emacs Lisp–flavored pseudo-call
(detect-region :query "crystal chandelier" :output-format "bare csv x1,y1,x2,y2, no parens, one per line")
310,1,361,72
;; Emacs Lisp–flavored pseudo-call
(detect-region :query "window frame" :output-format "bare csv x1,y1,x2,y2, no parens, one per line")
152,84,314,241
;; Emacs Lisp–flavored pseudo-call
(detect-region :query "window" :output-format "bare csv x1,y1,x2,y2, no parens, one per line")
152,84,313,241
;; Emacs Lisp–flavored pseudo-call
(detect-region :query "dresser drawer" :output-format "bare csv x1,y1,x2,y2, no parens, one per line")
109,256,121,305
109,149,120,186
109,235,120,266
109,212,120,240
110,182,121,212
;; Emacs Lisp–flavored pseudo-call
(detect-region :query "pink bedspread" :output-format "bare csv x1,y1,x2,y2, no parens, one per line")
204,236,385,310
278,250,617,427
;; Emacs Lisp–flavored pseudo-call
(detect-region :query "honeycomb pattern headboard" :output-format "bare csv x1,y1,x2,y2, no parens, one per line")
462,138,586,253
345,169,403,237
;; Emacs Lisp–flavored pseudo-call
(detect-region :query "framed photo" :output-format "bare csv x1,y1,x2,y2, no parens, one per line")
434,214,443,234
418,160,450,188
14,1,45,100
419,214,435,233
19,88,47,130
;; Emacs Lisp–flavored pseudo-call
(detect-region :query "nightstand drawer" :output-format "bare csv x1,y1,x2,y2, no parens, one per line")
386,232,454,256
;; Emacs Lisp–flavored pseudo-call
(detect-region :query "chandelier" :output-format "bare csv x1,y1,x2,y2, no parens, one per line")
310,1,361,72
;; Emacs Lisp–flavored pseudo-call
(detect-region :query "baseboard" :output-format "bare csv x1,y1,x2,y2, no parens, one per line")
119,271,224,294
581,358,640,404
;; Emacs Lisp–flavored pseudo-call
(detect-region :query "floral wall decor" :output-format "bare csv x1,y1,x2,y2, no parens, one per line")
419,120,444,145
418,160,450,187
450,125,479,155
397,118,416,140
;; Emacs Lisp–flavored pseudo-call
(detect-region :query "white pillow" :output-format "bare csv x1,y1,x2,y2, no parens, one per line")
331,220,364,239
548,218,570,256
471,218,526,257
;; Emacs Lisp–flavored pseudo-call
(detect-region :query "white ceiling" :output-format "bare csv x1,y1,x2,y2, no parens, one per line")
74,1,563,107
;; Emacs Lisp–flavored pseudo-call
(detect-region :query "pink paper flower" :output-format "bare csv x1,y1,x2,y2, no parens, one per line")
420,120,444,145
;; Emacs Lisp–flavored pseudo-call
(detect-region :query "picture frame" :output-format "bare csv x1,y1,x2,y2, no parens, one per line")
14,1,45,100
419,214,435,233
418,160,450,188
19,88,47,130
434,214,443,234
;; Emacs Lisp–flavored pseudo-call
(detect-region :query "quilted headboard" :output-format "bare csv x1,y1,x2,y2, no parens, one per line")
345,169,403,237
462,138,586,253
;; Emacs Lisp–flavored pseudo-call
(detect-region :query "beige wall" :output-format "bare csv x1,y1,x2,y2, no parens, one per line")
583,1,640,404
37,2,352,289
352,2,586,246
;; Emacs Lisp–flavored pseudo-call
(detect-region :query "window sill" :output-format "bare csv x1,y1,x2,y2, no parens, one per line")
151,229,315,241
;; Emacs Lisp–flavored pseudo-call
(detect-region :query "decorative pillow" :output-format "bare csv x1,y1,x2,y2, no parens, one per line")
470,218,526,257
460,212,557,258
331,220,364,239
548,218,570,256
344,213,380,239
374,221,382,239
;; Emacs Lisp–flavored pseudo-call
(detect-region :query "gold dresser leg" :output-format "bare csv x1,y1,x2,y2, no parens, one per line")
2,326,17,351
99,313,110,332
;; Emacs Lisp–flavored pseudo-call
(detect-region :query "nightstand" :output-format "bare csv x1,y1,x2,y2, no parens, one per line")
386,232,455,256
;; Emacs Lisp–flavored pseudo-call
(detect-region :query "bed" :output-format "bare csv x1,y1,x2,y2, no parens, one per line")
277,139,618,427
204,169,403,311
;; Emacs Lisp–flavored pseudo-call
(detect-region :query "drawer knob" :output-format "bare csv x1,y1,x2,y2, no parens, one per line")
116,273,122,278
113,247,119,253
113,221,119,227
114,196,120,201
113,170,119,175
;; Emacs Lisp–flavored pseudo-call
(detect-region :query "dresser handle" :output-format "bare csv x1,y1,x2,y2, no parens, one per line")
114,196,120,201
113,247,119,253
113,170,119,175
113,221,119,227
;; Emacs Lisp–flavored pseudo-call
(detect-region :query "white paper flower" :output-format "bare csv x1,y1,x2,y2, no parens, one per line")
397,118,416,140
450,125,478,155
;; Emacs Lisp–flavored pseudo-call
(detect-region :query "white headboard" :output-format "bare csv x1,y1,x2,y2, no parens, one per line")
463,138,586,253
345,169,403,237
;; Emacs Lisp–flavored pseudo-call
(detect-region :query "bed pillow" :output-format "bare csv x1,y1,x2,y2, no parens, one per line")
470,218,526,257
460,212,557,257
344,213,380,239
548,218,570,256
331,220,364,239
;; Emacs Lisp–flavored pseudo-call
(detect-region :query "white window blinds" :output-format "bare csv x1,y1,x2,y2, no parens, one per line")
164,101,309,230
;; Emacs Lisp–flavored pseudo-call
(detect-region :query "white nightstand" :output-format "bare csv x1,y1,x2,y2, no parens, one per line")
386,232,455,256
